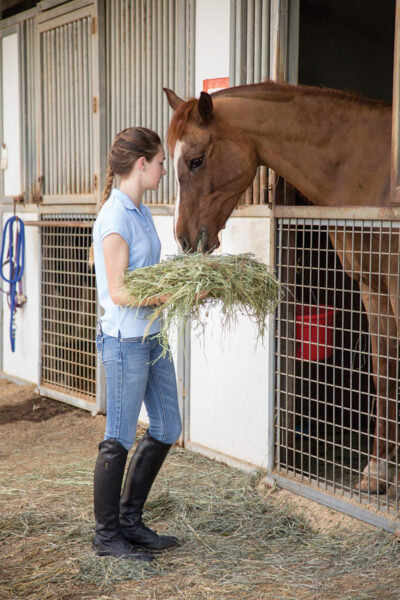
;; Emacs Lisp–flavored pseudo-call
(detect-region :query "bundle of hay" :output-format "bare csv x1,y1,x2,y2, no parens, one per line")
121,252,283,358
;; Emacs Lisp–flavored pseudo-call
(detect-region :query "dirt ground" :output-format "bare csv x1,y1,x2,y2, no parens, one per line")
1,377,400,600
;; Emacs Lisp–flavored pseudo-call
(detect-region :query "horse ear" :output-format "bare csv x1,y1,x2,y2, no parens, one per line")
197,91,213,124
163,88,184,110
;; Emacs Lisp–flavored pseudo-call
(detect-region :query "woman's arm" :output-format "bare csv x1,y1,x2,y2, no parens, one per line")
103,233,169,307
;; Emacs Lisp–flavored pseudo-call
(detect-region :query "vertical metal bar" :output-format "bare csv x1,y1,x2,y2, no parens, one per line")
236,0,247,85
157,0,163,203
109,0,115,142
357,220,365,499
121,0,127,130
140,0,146,126
42,32,48,195
261,0,270,80
275,219,283,472
135,0,141,127
254,0,262,82
150,0,158,203
395,223,400,511
229,0,237,86
391,0,400,203
56,27,62,194
168,0,175,204
59,25,66,195
367,220,373,507
77,19,84,193
50,29,56,195
65,23,72,194
146,0,152,128
129,0,135,131
246,0,255,84
87,16,93,194
162,0,169,202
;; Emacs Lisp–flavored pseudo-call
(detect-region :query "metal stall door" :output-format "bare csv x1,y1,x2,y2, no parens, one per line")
36,1,100,411
273,206,400,532
36,1,101,204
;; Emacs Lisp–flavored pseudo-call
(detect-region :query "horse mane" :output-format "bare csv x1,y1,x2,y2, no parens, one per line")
212,80,391,107
166,80,390,154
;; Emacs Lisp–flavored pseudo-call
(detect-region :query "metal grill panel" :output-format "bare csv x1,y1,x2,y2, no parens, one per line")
40,15,93,195
105,0,195,205
41,214,96,401
275,216,400,515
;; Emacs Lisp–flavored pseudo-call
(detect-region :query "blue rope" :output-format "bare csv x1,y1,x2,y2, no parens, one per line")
0,216,25,352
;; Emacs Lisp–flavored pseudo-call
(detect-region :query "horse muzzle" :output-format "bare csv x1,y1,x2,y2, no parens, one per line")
178,226,216,253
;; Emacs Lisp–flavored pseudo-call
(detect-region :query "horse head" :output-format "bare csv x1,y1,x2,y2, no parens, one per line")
164,88,258,252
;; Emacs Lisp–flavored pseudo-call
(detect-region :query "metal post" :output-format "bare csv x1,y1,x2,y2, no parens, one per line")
391,0,400,203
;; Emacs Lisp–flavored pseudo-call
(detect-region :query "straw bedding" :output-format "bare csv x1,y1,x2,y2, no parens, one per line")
2,438,400,600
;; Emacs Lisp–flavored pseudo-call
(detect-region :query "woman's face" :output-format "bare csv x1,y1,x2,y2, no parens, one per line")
143,146,167,191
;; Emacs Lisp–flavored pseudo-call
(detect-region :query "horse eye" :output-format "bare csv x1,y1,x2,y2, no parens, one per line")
189,157,203,171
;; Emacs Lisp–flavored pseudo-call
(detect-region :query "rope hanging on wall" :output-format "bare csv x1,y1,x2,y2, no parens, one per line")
0,215,26,352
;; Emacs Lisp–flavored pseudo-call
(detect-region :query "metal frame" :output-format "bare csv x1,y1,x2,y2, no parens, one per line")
36,0,99,204
391,0,400,203
269,205,400,531
39,213,97,410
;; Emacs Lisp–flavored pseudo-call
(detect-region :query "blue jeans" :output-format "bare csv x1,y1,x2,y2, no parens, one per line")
96,326,182,450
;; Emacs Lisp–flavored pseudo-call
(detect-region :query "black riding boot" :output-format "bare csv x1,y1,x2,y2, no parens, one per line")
93,438,153,561
120,431,179,552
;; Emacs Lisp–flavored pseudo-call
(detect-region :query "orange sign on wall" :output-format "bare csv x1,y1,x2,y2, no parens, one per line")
203,77,230,94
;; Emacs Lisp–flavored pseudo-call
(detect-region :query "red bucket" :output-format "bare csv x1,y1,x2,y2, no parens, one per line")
295,305,335,361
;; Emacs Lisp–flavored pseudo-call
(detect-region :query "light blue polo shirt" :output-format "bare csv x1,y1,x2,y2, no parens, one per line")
93,188,162,337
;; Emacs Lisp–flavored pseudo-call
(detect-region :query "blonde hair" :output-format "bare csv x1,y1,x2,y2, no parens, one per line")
88,127,162,267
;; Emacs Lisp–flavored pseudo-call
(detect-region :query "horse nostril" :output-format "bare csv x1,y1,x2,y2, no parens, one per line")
178,236,189,252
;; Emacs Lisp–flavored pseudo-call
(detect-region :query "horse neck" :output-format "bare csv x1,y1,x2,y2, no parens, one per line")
215,91,391,206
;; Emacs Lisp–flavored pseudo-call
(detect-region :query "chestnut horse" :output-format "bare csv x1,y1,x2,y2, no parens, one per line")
164,81,398,493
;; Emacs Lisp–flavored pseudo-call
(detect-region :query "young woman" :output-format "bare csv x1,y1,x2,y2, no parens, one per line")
91,127,182,561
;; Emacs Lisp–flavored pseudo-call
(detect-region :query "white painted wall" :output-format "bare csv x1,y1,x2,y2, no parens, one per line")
2,212,40,384
189,216,274,468
1,33,21,197
195,0,231,96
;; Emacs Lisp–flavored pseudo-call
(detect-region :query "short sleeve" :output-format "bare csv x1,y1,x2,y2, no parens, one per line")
98,202,132,246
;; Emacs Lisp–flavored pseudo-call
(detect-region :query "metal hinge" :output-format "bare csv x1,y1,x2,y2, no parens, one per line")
93,174,98,192
93,96,99,113
32,176,43,205
91,16,97,35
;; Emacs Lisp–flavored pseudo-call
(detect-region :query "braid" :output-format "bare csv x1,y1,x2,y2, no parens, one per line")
88,165,114,267
99,165,115,210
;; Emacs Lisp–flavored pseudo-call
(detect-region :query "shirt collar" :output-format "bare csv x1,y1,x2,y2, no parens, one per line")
111,188,143,214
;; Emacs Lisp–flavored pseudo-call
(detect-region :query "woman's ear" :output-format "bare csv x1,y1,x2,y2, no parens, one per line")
137,156,146,171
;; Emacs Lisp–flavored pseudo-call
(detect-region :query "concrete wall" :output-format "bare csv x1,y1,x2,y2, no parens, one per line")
188,215,274,468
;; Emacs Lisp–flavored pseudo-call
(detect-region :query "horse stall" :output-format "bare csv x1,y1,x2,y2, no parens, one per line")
270,0,400,532
2,0,400,536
